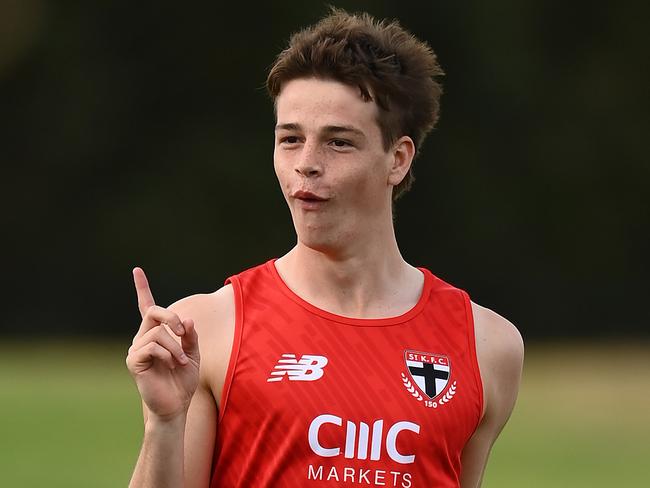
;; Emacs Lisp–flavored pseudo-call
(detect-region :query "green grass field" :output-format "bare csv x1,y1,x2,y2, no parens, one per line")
0,341,648,487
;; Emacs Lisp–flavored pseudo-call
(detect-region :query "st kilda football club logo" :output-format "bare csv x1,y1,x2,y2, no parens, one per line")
401,350,457,409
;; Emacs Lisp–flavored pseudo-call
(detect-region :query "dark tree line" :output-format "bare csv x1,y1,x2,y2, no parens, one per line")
2,0,648,339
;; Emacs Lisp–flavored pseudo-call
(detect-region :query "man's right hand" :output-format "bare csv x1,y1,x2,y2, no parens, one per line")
126,267,201,422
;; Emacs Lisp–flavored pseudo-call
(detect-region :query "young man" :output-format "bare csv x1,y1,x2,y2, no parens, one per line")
126,9,523,488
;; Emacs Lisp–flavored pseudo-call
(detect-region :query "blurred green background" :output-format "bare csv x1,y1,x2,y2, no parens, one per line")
2,0,648,486
2,342,648,487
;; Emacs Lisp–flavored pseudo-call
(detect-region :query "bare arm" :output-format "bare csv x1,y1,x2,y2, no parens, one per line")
460,302,524,488
129,360,218,488
126,268,234,488
168,286,234,487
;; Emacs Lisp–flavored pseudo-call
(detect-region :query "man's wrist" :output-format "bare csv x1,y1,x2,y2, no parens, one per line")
145,412,188,434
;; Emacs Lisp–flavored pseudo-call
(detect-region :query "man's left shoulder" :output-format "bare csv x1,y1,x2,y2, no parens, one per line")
471,301,524,367
471,301,524,420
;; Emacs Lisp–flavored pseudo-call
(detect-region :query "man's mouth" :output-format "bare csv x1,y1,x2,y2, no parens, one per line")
292,190,328,202
291,190,329,210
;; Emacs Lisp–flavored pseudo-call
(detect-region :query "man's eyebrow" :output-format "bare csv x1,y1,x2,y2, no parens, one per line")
322,125,366,138
275,123,366,138
275,123,301,131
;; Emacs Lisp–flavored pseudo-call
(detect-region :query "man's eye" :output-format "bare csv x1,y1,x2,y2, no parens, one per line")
281,136,299,144
331,139,351,148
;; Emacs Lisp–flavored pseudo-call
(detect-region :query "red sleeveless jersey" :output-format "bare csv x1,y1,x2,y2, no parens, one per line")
210,260,483,488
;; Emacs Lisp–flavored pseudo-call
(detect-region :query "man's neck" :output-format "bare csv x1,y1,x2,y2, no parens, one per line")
274,233,424,319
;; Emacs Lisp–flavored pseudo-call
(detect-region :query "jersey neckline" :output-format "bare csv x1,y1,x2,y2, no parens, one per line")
265,259,433,326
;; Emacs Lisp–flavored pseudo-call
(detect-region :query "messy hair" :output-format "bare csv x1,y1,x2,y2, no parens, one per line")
267,8,444,199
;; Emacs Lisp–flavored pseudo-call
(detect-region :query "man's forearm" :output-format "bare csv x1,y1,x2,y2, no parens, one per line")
129,415,187,488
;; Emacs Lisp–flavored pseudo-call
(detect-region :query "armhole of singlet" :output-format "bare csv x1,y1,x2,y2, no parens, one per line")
218,275,244,424
461,289,485,431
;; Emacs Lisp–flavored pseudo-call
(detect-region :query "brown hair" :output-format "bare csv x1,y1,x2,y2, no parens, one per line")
267,8,444,199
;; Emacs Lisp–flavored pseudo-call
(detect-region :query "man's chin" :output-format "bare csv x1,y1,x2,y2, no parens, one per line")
296,230,339,255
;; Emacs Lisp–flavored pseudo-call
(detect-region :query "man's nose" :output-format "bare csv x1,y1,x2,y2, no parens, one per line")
295,142,323,177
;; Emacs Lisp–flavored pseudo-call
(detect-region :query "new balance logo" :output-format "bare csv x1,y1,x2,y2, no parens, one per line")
267,354,328,382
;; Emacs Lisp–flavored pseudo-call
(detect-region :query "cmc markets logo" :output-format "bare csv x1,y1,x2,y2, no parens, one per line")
308,414,420,464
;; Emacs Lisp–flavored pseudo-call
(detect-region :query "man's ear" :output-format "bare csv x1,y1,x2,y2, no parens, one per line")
387,136,416,187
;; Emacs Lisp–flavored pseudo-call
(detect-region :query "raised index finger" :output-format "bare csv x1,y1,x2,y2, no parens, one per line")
133,267,156,317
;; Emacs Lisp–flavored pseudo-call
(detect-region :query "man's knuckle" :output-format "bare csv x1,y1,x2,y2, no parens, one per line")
149,326,170,341
143,306,155,319
125,352,138,369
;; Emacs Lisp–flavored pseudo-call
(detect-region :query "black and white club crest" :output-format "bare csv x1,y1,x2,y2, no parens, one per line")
404,350,451,400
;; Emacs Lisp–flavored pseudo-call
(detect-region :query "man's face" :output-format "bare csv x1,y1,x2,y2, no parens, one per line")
274,77,395,252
